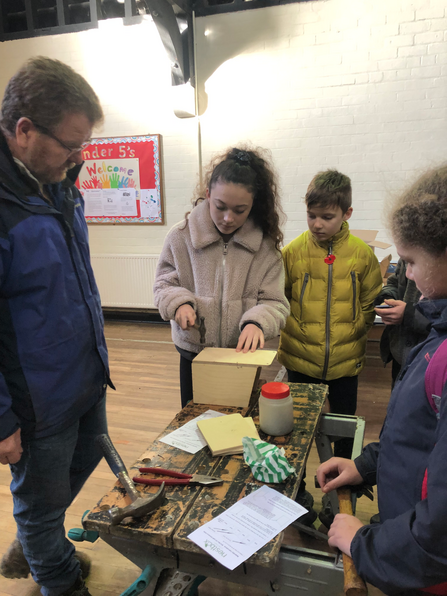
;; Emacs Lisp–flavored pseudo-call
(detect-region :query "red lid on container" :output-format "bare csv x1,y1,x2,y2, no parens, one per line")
261,382,290,400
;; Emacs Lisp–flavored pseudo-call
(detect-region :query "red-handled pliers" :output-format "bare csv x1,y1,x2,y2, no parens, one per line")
133,467,223,487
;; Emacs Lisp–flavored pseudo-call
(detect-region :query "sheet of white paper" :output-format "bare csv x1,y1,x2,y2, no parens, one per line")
159,409,226,454
140,189,159,218
188,485,307,570
119,188,137,216
102,189,120,215
83,189,103,216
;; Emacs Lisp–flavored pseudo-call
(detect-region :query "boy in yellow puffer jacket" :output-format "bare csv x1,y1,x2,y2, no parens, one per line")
278,170,382,525
278,170,382,458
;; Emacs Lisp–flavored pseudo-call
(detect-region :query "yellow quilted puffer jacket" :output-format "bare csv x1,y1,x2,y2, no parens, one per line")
278,222,383,380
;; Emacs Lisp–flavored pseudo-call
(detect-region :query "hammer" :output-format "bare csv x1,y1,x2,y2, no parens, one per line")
96,434,165,526
193,316,206,346
337,487,368,596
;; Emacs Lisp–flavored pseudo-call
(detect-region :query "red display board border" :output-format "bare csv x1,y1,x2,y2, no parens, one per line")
77,134,164,224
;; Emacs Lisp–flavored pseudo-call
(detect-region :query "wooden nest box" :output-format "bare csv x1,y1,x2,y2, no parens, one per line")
192,348,277,407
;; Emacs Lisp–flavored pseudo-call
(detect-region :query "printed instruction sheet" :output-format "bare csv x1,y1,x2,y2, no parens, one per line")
188,485,307,570
159,409,226,454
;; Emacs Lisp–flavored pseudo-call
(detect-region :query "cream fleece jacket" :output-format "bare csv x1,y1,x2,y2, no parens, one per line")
154,200,289,353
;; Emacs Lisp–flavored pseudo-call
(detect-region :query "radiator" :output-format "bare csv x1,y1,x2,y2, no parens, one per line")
91,254,160,309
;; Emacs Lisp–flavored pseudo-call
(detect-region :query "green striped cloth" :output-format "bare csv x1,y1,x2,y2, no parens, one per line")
242,437,296,483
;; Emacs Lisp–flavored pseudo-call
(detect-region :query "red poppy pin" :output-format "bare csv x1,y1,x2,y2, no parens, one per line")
324,254,336,265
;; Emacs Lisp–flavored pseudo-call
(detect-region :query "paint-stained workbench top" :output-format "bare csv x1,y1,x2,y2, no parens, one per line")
83,383,328,568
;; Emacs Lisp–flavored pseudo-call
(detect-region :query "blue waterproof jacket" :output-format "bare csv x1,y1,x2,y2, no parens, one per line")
352,299,447,595
0,133,110,442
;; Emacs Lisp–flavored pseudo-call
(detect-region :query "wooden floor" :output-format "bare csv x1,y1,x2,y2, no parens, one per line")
0,321,392,596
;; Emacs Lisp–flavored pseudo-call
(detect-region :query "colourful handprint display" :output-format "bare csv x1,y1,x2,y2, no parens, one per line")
82,176,102,189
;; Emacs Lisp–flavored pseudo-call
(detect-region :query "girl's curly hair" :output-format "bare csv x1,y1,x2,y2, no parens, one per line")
390,164,447,256
190,145,285,250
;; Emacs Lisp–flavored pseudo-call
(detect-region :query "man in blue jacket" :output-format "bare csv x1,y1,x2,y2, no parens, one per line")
0,57,111,596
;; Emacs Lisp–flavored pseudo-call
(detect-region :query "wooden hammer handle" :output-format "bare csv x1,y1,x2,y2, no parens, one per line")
337,487,368,596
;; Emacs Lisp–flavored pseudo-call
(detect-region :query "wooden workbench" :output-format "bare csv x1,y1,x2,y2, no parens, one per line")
84,383,328,573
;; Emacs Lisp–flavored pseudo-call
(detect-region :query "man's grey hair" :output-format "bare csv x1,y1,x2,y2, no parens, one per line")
0,56,103,135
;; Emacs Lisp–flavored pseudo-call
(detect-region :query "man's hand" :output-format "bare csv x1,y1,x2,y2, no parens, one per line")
328,513,364,556
374,299,406,325
316,457,363,493
0,429,23,465
236,324,265,353
175,304,196,330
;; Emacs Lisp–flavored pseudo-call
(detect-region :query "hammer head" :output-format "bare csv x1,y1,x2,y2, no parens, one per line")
198,317,206,346
107,483,166,525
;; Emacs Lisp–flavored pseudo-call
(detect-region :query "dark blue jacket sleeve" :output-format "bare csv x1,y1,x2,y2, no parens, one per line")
354,441,380,487
0,235,20,441
351,384,447,594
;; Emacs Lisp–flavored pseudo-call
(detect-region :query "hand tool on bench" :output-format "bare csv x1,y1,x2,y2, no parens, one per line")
133,467,223,487
337,486,368,596
96,434,165,526
292,519,329,542
193,316,206,346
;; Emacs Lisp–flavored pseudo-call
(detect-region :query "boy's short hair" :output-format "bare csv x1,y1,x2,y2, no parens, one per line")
305,169,352,213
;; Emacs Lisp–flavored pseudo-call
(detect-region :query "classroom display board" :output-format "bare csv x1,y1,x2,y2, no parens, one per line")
76,134,164,224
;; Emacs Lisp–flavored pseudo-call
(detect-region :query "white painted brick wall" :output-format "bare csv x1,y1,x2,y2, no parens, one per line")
0,0,446,260
0,21,199,255
197,0,447,256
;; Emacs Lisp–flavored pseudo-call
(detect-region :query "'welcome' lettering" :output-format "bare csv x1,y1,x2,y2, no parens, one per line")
86,163,97,177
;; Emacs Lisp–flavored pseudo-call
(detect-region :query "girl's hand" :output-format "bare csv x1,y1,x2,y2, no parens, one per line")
316,457,363,493
236,324,265,353
328,513,364,556
175,304,196,330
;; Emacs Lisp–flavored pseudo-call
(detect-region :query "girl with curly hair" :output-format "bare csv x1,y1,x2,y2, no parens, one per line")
317,164,447,595
154,146,289,407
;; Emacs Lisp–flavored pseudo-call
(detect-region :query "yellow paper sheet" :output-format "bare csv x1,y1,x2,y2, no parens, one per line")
197,413,260,456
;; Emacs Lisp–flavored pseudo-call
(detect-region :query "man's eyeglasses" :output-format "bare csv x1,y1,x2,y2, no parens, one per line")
31,121,91,154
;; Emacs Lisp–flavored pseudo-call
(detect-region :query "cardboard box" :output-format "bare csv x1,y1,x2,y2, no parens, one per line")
350,229,392,252
192,348,277,407
379,253,393,285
